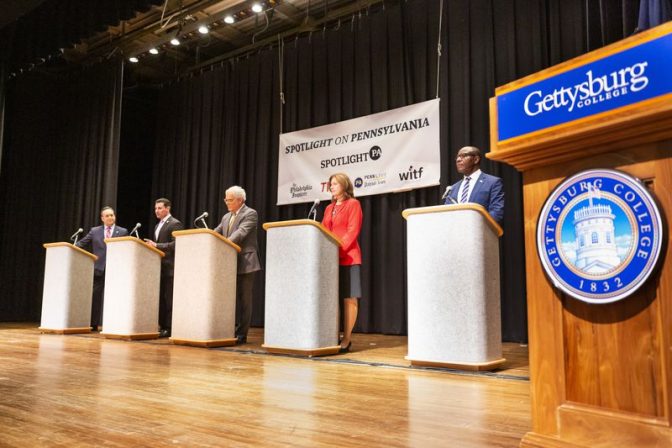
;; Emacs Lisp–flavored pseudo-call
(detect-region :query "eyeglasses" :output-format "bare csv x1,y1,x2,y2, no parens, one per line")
456,153,476,160
224,198,238,203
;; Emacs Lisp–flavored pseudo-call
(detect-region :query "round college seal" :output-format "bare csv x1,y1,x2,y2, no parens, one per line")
537,169,663,304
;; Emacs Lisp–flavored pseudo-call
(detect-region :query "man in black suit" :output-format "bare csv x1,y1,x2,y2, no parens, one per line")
76,206,128,330
145,198,184,337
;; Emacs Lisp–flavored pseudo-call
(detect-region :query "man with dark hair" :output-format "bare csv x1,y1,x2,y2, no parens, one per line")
444,146,505,225
77,206,128,331
145,198,184,337
214,186,261,344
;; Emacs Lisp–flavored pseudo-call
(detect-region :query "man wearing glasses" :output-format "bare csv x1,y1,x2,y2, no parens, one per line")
444,146,505,224
214,186,261,344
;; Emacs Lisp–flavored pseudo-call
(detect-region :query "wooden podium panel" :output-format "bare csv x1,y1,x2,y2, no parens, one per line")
489,23,672,448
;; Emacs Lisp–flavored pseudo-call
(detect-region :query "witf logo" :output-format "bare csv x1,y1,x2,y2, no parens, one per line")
399,166,424,181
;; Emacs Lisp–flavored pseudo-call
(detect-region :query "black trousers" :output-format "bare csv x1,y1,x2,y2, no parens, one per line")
235,272,255,338
158,274,174,330
91,271,105,328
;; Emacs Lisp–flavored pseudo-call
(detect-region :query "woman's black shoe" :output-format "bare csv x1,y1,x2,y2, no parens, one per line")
339,342,352,353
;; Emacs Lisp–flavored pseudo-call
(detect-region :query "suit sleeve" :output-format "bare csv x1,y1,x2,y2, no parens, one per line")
228,210,257,247
76,229,94,250
156,220,184,253
213,219,223,234
339,201,363,251
488,178,505,224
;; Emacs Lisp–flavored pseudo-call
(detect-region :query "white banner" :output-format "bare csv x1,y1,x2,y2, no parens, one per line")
277,98,441,205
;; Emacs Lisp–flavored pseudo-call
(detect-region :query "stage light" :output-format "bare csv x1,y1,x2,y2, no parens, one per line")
198,25,209,34
224,15,235,24
251,3,263,13
170,37,181,46
149,48,159,55
129,56,139,63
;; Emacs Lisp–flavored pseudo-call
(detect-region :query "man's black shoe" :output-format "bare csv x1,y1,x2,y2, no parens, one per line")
159,329,171,338
236,335,247,344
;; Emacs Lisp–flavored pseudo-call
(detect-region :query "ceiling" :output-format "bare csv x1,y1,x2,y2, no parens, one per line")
61,0,384,83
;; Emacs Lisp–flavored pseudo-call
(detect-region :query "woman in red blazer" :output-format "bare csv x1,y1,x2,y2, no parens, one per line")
322,173,363,353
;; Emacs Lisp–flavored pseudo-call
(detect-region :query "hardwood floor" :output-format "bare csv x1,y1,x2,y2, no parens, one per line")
0,324,531,447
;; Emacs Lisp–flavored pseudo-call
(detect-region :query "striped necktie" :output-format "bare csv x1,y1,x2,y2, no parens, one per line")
105,226,111,239
460,177,471,203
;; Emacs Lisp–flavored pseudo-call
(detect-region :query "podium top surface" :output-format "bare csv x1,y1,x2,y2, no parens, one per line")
43,242,98,261
105,236,165,257
402,204,503,237
172,229,241,253
263,219,343,247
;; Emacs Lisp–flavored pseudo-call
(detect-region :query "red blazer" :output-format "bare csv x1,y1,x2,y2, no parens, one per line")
322,198,363,265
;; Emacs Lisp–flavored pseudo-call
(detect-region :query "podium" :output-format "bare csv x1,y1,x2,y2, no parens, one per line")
39,242,98,334
403,204,505,371
262,219,342,356
100,237,164,340
170,229,241,347
489,23,672,447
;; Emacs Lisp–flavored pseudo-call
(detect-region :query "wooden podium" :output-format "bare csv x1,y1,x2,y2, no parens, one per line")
170,229,241,347
403,204,505,371
100,237,164,340
262,219,342,356
489,23,672,447
39,242,97,334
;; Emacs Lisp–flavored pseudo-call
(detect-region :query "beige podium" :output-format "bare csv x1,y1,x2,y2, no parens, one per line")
403,204,505,371
262,219,342,356
39,242,98,334
100,237,164,340
170,229,241,347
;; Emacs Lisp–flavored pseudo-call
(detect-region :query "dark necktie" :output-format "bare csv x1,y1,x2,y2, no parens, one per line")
460,177,471,203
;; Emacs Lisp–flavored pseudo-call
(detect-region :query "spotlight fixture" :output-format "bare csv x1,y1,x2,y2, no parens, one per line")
129,56,139,63
224,15,235,24
251,3,263,13
198,25,209,34
149,48,159,55
170,37,181,46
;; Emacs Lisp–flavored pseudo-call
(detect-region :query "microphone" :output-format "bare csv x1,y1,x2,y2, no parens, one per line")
194,211,209,229
442,185,457,204
70,228,83,245
130,223,141,239
307,199,320,221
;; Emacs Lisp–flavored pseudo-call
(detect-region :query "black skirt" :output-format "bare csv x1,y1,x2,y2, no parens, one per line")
339,264,362,299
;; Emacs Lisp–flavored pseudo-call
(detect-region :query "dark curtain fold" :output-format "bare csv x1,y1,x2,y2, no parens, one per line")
0,59,124,321
148,0,640,341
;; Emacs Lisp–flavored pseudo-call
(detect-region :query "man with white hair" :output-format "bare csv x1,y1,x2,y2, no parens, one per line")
214,186,261,344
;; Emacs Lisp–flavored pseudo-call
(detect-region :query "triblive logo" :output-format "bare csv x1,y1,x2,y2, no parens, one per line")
523,62,648,116
536,169,663,304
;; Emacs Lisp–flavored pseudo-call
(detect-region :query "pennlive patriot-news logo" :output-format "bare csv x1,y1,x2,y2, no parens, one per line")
536,169,663,304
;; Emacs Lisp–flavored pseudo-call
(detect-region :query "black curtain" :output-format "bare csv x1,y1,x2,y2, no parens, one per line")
148,0,641,341
0,59,124,321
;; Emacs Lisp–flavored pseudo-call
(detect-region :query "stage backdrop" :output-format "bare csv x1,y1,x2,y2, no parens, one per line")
277,99,441,205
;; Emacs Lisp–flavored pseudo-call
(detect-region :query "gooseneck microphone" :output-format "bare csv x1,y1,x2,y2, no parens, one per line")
130,223,141,239
442,185,457,204
307,199,320,221
194,211,209,229
70,228,84,245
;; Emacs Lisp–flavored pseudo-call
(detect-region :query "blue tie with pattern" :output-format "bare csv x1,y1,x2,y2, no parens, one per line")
460,176,471,203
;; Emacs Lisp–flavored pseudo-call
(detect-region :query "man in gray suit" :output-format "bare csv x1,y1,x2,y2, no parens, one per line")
77,206,128,330
214,186,261,344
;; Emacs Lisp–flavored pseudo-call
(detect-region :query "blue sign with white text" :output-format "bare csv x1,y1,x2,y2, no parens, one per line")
497,33,672,141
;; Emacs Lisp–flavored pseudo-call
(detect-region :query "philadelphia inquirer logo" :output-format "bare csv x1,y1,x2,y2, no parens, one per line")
537,169,663,304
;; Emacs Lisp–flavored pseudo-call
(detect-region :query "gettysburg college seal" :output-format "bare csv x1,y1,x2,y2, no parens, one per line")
537,169,663,304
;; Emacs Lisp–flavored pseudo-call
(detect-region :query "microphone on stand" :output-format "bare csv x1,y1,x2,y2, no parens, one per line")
130,223,141,239
307,199,320,221
442,185,457,204
194,211,209,229
70,228,84,245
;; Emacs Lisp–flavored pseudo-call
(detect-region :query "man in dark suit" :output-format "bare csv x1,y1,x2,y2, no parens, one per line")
76,206,128,330
145,198,184,337
445,146,505,224
214,186,261,344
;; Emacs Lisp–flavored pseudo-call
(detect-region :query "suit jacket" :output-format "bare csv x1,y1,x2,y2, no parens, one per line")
214,204,261,274
322,198,363,266
154,215,184,275
77,225,129,273
445,172,505,224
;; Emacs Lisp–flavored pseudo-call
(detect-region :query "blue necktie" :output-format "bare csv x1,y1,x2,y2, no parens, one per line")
460,177,471,203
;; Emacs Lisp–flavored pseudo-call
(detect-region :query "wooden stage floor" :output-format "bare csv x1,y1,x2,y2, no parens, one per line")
0,323,531,447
